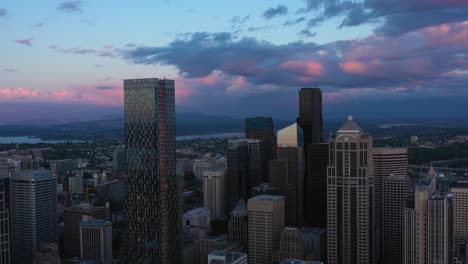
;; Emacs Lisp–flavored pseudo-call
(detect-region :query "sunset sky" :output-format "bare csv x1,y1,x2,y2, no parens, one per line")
1,0,468,123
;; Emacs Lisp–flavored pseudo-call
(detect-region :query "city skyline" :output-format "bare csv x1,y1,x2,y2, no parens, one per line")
2,1,468,123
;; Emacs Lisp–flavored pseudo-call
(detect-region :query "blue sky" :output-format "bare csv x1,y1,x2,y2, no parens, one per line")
1,0,468,123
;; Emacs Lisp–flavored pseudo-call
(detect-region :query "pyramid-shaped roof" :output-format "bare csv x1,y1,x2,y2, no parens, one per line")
338,116,362,133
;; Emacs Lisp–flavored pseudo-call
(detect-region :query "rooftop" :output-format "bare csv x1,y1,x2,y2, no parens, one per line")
337,116,363,133
80,219,111,228
250,195,283,201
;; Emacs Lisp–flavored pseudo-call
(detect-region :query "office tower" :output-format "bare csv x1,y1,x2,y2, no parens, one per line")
301,227,327,262
304,143,328,228
208,250,248,264
373,148,410,264
450,182,468,250
203,170,226,219
327,116,374,264
227,139,265,210
426,193,453,264
0,158,16,177
276,227,305,262
112,147,127,173
271,123,304,227
248,195,285,264
193,160,216,181
246,117,277,182
0,177,10,264
403,177,437,264
80,218,113,264
63,203,108,257
33,243,60,264
297,88,323,145
120,78,182,263
228,199,248,250
50,159,76,177
68,173,84,194
10,171,57,264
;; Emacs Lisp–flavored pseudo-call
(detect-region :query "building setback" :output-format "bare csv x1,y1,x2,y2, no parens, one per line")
327,117,374,264
10,170,57,264
120,78,182,263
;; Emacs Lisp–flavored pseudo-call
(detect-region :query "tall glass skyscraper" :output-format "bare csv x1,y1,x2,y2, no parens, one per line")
120,78,182,263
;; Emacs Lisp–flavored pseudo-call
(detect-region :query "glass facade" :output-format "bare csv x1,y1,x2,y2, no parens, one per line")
120,78,182,263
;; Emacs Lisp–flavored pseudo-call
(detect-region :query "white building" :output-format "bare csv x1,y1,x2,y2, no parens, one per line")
203,170,226,219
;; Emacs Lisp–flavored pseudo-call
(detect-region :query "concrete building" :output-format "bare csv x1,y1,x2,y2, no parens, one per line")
193,160,216,181
327,116,374,264
373,148,410,264
450,182,468,254
208,250,247,264
63,203,108,258
228,199,248,250
10,170,57,264
0,177,10,264
112,147,126,173
68,173,84,194
426,192,453,264
248,195,285,264
276,227,305,262
120,78,182,263
183,207,211,238
301,227,326,262
50,159,76,177
80,218,113,264
203,170,226,219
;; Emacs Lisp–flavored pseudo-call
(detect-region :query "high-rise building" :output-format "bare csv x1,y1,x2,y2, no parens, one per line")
194,160,216,181
245,117,277,182
208,250,248,264
373,148,410,264
80,218,113,264
276,227,305,262
301,227,327,262
68,173,84,194
403,177,437,264
63,203,108,258
273,123,304,227
449,182,468,254
112,147,126,173
50,159,76,177
297,88,323,145
327,116,374,264
227,139,265,210
203,170,226,219
304,143,328,228
248,195,285,264
33,243,60,264
228,199,248,250
120,78,182,263
426,192,453,264
0,177,10,264
10,170,57,264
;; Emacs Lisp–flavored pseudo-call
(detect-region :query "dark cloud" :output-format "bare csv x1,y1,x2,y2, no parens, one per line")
298,29,317,37
95,85,115,90
0,8,7,17
14,37,34,46
229,15,250,24
283,17,306,26
95,64,102,68
52,47,117,57
57,1,82,13
301,0,468,35
2,69,16,72
262,5,288,19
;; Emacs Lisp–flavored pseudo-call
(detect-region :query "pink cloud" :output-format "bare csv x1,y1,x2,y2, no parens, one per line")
226,76,248,93
421,22,468,47
279,60,323,76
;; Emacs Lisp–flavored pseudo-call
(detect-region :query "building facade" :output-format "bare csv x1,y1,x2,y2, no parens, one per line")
120,78,182,263
248,195,285,264
80,218,113,264
426,193,453,264
327,117,374,264
10,171,57,264
276,227,305,262
203,170,226,219
373,148,410,264
228,199,248,250
449,182,468,254
0,177,10,264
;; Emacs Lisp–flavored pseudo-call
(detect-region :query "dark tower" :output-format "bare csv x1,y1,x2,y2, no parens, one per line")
297,88,323,146
120,78,182,263
245,116,277,183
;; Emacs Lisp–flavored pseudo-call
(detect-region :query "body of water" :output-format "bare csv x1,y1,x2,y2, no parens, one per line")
0,133,244,144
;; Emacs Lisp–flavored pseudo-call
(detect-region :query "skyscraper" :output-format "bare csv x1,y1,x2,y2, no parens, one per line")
449,182,468,255
0,177,10,264
297,88,323,145
327,116,374,264
248,195,285,264
276,227,305,262
120,78,182,263
203,170,226,219
227,139,265,210
426,193,453,264
10,170,57,264
228,199,248,250
373,148,410,264
274,122,304,227
80,218,113,264
64,203,108,258
245,117,277,182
